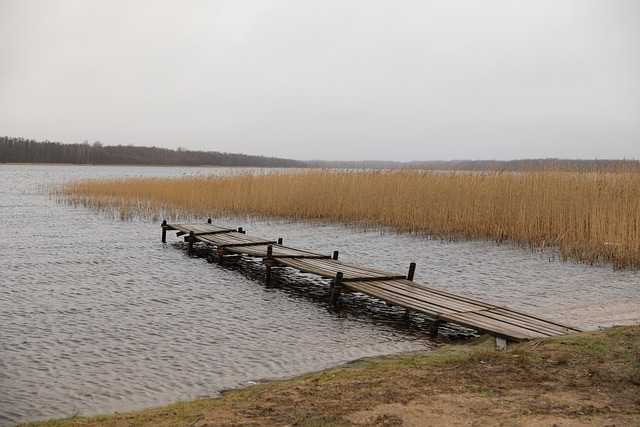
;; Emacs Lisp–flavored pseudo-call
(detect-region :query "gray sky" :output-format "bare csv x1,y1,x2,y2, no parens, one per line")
1,1,639,161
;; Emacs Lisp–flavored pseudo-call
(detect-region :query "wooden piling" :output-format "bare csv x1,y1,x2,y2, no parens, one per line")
188,230,195,255
161,220,167,243
329,271,343,305
217,247,224,263
429,320,442,337
278,238,283,245
407,262,416,281
265,245,274,283
332,251,339,260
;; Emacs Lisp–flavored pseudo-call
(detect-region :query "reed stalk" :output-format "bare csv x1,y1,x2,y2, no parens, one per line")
54,166,640,269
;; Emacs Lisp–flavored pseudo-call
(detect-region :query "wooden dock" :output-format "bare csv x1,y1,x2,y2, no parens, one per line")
162,220,582,343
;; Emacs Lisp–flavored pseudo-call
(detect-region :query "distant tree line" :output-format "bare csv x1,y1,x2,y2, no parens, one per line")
308,158,639,171
0,136,307,167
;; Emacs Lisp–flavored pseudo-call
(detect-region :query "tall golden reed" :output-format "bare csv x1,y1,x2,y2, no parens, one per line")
55,166,640,269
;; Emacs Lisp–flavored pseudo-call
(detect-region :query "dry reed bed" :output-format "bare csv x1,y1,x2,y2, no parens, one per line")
55,168,640,269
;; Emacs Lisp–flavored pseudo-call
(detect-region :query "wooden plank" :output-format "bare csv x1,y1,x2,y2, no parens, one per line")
374,280,495,312
346,282,535,340
169,223,236,235
346,281,457,316
440,313,534,341
364,282,579,334
359,280,496,313
355,281,570,339
440,311,550,341
273,258,336,278
479,308,580,336
345,281,565,340
220,240,279,248
226,244,270,257
356,284,484,314
197,233,275,247
459,310,563,336
489,307,582,333
275,254,332,259
268,246,329,259
343,275,407,282
277,258,401,281
219,244,328,258
385,279,502,310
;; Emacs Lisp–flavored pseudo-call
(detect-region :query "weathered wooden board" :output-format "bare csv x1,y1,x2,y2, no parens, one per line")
167,223,236,235
232,244,330,259
196,232,277,248
350,280,579,338
275,257,406,281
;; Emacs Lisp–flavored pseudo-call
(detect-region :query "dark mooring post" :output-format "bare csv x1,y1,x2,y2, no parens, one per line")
161,220,167,243
207,218,212,224
265,245,274,283
429,320,442,337
407,262,416,281
332,251,339,260
329,271,344,306
277,237,283,245
188,230,195,255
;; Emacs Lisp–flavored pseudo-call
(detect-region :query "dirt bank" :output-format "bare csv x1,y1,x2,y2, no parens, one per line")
24,325,640,427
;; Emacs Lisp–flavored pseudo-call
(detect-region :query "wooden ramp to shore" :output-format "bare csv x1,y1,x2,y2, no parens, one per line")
162,221,582,343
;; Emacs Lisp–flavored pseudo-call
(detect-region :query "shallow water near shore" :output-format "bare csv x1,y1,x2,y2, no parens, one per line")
1,165,638,426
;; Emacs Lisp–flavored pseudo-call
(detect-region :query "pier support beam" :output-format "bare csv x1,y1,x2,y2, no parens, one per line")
161,220,167,243
264,245,274,283
495,336,507,351
407,262,416,281
329,272,344,306
429,320,442,337
188,231,195,255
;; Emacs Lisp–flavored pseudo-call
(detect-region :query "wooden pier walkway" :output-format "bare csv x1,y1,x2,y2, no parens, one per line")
162,220,582,343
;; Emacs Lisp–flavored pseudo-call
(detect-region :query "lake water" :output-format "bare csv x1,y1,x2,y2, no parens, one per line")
1,165,638,426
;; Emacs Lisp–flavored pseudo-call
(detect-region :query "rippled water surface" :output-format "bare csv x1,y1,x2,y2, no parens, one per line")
1,165,638,426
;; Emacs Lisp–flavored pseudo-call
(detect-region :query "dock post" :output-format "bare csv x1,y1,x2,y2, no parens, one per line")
217,247,224,263
265,245,273,283
207,218,212,224
332,251,339,260
161,220,167,243
429,320,442,337
277,238,283,245
407,262,416,281
188,231,195,255
330,272,343,305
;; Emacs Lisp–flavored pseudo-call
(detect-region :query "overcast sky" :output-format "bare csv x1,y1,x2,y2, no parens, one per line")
1,1,638,161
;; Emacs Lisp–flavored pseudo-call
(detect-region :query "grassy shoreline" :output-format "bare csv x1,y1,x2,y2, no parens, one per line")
21,325,640,426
